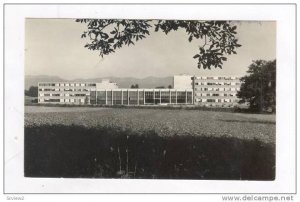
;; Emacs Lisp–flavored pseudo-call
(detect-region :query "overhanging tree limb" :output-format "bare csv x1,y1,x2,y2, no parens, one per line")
76,19,242,70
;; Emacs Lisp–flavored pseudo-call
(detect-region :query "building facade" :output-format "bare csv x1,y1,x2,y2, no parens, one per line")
173,75,241,107
38,81,193,105
193,76,241,107
38,80,118,104
38,75,241,107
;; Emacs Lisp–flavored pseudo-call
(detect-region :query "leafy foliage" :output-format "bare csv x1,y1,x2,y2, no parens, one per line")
130,84,139,89
76,19,241,70
237,60,276,112
25,86,38,97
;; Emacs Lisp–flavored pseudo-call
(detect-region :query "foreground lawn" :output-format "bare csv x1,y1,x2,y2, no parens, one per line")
24,106,275,179
25,106,275,143
25,125,275,180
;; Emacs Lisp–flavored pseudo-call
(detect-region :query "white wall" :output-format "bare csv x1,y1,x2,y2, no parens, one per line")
173,75,193,89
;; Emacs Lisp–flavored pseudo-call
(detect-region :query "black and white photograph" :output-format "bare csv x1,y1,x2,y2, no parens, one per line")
24,18,276,180
3,3,297,197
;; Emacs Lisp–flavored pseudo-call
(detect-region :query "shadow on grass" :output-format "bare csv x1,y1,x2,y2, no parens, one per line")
219,119,275,125
24,124,275,180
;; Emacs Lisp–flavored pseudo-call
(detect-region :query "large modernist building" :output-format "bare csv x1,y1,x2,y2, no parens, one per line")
38,79,193,105
174,74,241,107
38,75,241,107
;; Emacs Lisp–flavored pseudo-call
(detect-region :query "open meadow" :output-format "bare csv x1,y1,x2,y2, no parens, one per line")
24,106,275,179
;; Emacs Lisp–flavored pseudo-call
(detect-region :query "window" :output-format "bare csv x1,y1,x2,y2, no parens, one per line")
161,91,171,104
44,99,60,102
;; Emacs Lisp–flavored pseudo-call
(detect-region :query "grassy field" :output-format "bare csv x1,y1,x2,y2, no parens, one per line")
24,106,275,179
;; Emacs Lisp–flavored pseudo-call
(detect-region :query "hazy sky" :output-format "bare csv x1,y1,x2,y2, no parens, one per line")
25,19,276,79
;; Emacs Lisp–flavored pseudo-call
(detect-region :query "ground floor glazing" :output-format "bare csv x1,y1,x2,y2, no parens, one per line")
90,89,193,105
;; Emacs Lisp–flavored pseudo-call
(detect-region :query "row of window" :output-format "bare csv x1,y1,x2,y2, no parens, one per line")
195,82,240,86
194,76,239,80
39,83,96,87
90,91,193,105
197,99,238,103
195,88,240,91
196,93,236,97
40,93,88,97
41,98,87,103
39,88,90,92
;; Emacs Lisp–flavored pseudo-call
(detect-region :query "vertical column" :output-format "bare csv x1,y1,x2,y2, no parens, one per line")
137,90,139,105
111,90,114,106
175,90,177,105
153,89,155,104
121,90,123,105
185,90,188,104
192,76,195,105
95,90,97,105
105,90,107,105
192,90,194,105
169,90,171,104
127,90,130,105
143,90,145,105
159,90,161,104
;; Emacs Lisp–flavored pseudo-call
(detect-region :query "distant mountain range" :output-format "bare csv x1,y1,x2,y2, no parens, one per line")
25,75,174,90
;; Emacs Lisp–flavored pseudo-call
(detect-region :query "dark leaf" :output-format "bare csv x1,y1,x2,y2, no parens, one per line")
100,32,109,39
193,54,200,59
108,38,115,43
